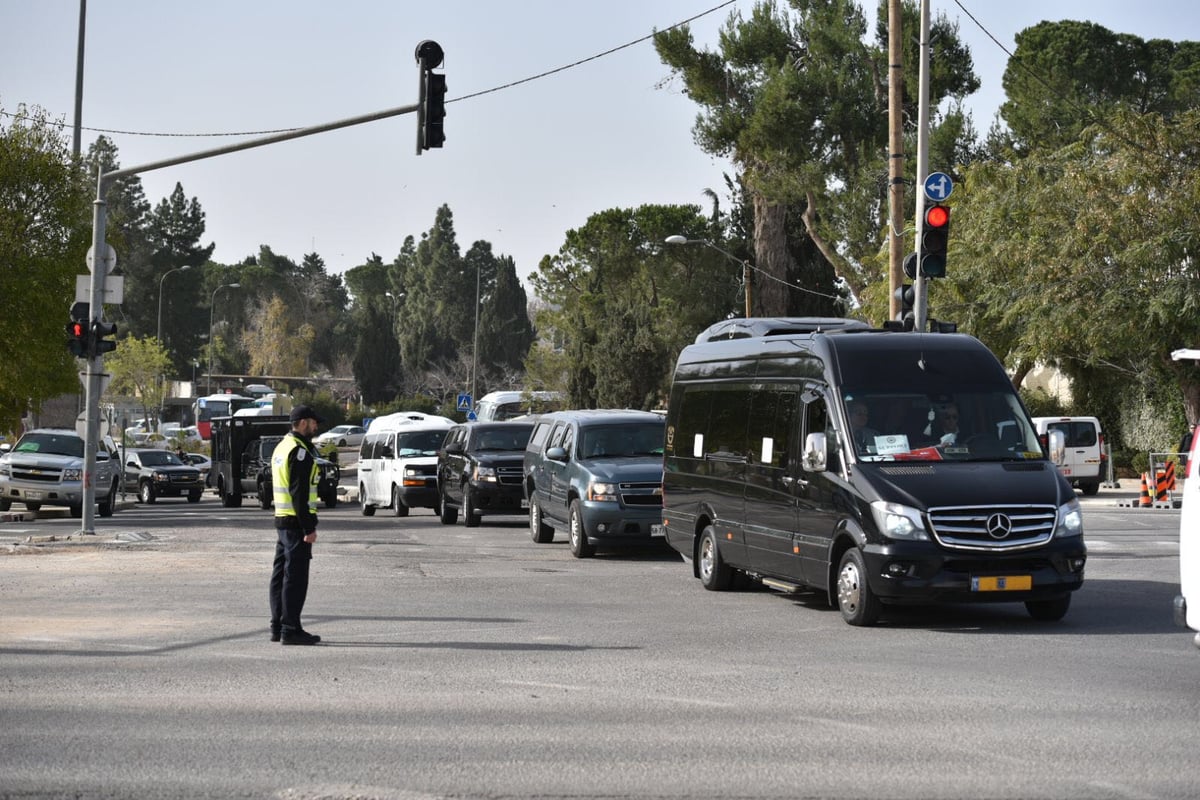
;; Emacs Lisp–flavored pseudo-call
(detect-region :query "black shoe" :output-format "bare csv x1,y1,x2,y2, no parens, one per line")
281,630,321,646
270,628,281,642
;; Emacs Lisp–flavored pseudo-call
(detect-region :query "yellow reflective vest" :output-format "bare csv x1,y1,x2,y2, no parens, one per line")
272,433,319,518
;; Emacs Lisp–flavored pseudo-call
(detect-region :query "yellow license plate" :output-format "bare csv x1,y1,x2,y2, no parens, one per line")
971,575,1032,592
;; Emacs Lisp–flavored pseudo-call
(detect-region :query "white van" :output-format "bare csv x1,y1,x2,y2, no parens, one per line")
1171,348,1200,648
475,390,563,422
358,414,454,517
1032,416,1104,496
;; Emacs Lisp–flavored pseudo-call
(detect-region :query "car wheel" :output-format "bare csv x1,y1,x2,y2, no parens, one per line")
338,438,347,447
529,496,554,543
697,525,732,591
391,485,409,517
360,484,375,517
187,491,202,503
438,485,458,525
25,501,42,512
140,481,156,504
98,479,118,517
69,503,82,518
836,548,881,626
1026,595,1071,621
463,485,481,528
568,500,594,558
1079,481,1100,497
258,480,272,510
323,493,338,509
0,499,10,512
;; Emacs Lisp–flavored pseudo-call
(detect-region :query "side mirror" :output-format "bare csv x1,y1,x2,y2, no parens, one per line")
445,441,464,455
545,446,568,462
802,432,827,472
1048,428,1066,465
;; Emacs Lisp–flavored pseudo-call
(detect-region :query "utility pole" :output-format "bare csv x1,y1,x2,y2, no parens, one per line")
887,0,905,319
913,0,933,332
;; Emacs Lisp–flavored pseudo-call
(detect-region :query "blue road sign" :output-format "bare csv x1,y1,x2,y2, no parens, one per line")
923,172,954,202
466,410,477,422
456,393,472,412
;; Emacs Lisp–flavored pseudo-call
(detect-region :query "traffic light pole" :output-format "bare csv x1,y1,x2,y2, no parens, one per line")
77,69,437,533
912,0,932,332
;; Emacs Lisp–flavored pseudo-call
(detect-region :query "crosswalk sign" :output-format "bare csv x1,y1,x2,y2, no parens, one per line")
456,393,472,412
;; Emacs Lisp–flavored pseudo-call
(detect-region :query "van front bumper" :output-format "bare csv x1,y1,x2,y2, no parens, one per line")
861,537,1087,604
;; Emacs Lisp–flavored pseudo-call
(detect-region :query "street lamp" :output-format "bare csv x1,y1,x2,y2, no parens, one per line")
207,283,240,393
157,265,192,346
665,235,753,318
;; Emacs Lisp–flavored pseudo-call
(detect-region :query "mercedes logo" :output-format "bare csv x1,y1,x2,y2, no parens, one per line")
986,513,1013,539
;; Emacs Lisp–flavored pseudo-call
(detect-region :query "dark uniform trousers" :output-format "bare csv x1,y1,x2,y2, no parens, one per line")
269,528,313,634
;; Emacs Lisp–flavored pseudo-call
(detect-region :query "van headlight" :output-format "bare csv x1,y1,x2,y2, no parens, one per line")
1056,499,1083,538
587,481,618,502
63,468,82,482
473,465,498,482
870,501,929,541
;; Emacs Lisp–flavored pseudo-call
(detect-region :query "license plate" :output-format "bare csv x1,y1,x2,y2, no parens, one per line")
971,575,1032,592
25,490,43,500
520,499,528,509
650,524,666,538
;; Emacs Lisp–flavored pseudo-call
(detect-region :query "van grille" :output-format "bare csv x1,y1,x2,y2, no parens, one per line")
497,466,523,485
620,481,663,507
927,504,1057,551
11,464,64,483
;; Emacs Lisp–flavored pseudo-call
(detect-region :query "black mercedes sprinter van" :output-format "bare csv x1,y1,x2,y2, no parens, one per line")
661,317,1085,626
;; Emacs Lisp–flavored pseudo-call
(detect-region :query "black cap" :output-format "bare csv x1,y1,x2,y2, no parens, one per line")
289,404,325,424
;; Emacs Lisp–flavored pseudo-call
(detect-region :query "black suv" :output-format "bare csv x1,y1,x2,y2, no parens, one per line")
122,448,204,503
438,422,534,527
247,436,340,510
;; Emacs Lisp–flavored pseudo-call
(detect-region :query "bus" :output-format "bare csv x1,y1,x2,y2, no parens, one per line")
193,393,256,440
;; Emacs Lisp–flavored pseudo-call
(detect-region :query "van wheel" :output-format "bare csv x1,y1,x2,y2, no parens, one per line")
1025,595,1071,621
836,548,881,626
529,497,554,543
25,502,42,512
463,486,481,528
69,503,83,518
0,499,10,511
139,481,157,504
1079,482,1100,497
698,526,732,590
438,485,458,524
257,480,272,510
360,484,375,517
568,500,594,558
391,486,409,517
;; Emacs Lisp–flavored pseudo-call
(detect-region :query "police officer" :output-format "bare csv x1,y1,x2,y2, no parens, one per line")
268,405,325,645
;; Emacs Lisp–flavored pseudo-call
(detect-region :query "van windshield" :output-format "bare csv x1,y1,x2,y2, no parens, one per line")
578,422,665,459
841,389,1043,463
13,433,84,458
395,430,446,456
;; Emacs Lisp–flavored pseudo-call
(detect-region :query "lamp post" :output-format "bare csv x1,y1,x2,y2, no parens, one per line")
157,265,192,346
665,235,753,318
207,283,240,393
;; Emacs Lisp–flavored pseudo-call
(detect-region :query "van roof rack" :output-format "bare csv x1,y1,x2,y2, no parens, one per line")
695,317,872,343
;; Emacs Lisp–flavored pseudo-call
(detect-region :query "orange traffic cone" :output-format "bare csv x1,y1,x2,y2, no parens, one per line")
1138,472,1152,507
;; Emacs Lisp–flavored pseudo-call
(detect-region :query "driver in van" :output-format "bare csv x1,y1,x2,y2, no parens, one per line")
848,400,881,452
929,402,961,446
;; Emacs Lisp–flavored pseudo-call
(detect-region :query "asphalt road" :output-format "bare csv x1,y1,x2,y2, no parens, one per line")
0,489,1196,800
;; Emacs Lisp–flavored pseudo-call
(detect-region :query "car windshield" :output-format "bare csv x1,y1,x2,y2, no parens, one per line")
472,426,533,451
14,433,83,458
395,430,447,456
138,451,184,467
578,422,665,459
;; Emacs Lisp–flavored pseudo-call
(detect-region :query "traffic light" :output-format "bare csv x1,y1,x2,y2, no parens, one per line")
66,320,88,358
921,204,950,278
903,251,918,280
422,71,446,149
91,319,117,355
894,284,915,331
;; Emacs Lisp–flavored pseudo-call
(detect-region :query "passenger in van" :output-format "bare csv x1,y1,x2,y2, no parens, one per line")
848,400,881,452
928,402,961,446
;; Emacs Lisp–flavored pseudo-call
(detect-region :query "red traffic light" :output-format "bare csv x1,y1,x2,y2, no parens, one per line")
70,321,85,337
925,204,950,229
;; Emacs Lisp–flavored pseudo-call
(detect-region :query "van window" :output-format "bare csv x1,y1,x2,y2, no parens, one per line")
804,393,839,473
560,427,575,459
746,386,798,468
1049,421,1097,448
394,429,446,456
527,421,551,453
547,423,568,450
708,385,751,459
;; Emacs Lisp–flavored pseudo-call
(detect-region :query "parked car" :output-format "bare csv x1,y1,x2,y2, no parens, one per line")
122,448,204,503
314,424,366,449
0,428,121,517
523,410,665,557
179,452,212,485
438,421,535,527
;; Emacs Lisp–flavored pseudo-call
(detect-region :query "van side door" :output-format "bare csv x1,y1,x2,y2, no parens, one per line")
742,385,800,579
793,389,845,589
544,424,575,524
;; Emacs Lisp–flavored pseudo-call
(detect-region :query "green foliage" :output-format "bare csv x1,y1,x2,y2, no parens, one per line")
1018,388,1067,419
105,336,173,427
0,104,91,431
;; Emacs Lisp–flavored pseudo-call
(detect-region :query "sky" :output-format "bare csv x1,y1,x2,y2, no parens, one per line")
3,1,1200,293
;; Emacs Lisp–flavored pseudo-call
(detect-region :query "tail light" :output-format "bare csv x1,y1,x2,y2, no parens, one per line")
1099,432,1107,462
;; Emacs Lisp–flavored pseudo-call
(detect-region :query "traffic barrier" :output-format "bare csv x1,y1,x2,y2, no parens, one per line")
1139,473,1152,507
1160,460,1176,493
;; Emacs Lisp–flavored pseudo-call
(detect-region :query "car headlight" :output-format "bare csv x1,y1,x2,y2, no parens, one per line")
473,465,498,482
1056,498,1083,538
587,481,618,502
869,501,929,541
153,471,170,482
62,468,82,482
0,463,9,478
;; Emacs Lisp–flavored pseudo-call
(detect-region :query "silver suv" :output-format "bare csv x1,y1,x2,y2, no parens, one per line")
0,429,121,517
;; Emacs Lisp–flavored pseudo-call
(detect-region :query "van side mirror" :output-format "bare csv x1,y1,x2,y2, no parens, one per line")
802,432,827,472
545,446,568,462
1047,429,1066,465
445,441,464,455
